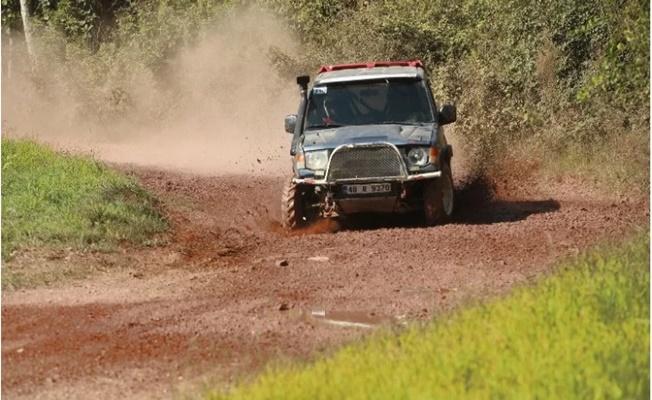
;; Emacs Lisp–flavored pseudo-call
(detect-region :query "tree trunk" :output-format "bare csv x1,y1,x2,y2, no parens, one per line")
2,35,13,81
8,36,12,80
19,0,37,68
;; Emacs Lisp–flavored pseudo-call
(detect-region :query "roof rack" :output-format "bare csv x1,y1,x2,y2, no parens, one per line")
317,60,424,74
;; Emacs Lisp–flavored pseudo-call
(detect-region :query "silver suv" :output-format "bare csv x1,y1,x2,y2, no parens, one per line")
282,61,456,229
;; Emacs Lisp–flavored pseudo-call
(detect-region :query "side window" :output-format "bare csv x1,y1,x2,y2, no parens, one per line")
306,86,333,127
307,94,326,126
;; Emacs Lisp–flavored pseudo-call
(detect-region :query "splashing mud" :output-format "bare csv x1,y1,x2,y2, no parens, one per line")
454,170,497,212
267,218,342,237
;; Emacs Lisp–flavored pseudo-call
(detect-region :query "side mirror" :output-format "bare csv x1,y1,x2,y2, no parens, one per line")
284,114,297,134
438,104,457,125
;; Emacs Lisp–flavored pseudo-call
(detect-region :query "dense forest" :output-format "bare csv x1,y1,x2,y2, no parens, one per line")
2,0,649,188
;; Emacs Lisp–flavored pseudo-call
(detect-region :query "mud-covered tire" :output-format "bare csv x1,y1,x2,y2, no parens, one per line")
423,163,454,226
281,179,316,230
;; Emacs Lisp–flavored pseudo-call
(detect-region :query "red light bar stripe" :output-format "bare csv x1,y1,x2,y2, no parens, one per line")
317,60,424,73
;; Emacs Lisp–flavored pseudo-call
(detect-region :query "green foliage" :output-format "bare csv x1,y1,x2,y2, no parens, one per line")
209,233,650,399
1,0,22,33
113,0,232,71
578,0,650,106
1,138,168,261
261,0,354,46
46,0,97,39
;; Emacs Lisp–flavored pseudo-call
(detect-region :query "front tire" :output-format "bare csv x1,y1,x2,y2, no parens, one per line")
423,163,454,226
281,179,317,230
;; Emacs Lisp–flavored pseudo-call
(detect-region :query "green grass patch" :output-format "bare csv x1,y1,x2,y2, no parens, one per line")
1,138,168,262
210,233,650,399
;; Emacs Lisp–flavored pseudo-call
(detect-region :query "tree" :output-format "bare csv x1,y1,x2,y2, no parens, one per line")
19,0,36,67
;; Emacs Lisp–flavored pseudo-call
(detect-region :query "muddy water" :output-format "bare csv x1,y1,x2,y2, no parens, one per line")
306,310,400,328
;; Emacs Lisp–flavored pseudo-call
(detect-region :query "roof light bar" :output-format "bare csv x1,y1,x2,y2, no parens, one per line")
317,60,425,74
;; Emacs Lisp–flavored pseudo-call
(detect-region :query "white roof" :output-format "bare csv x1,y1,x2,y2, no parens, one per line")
313,66,425,85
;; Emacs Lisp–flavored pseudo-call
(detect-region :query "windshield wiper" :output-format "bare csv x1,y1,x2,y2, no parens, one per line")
305,124,346,129
380,121,427,126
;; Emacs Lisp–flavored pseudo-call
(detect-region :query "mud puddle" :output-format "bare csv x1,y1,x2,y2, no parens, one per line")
305,310,401,329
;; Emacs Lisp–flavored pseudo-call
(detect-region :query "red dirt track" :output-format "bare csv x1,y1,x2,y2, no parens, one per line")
2,168,648,399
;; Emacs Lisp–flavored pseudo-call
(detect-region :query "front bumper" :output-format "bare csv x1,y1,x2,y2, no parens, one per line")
292,170,442,185
294,171,442,215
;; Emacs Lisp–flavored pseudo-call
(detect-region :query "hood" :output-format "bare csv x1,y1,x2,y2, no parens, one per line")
302,124,435,151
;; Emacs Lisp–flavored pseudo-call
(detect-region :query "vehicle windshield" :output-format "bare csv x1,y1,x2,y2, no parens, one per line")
305,78,435,129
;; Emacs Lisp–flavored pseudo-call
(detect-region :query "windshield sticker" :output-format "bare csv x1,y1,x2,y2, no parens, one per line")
313,87,327,95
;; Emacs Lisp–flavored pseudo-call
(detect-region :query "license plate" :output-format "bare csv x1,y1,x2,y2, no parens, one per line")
342,183,392,195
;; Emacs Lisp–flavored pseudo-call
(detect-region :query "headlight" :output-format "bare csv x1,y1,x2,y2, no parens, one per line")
407,148,429,167
305,150,329,170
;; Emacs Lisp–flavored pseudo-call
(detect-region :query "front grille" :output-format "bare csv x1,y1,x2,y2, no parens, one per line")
327,145,405,181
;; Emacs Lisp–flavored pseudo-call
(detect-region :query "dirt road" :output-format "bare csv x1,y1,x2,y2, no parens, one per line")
2,167,648,399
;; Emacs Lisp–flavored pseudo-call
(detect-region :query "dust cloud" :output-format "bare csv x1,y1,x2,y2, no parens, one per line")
2,9,300,176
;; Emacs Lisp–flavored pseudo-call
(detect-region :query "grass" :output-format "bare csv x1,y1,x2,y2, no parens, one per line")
1,138,168,280
208,233,650,399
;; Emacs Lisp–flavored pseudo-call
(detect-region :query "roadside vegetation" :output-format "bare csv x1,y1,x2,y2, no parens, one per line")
1,138,168,284
208,232,650,399
2,0,648,192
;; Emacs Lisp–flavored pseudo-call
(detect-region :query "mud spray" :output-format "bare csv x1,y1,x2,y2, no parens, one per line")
2,9,298,176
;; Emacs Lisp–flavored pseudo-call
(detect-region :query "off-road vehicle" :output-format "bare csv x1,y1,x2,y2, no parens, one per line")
282,60,456,229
